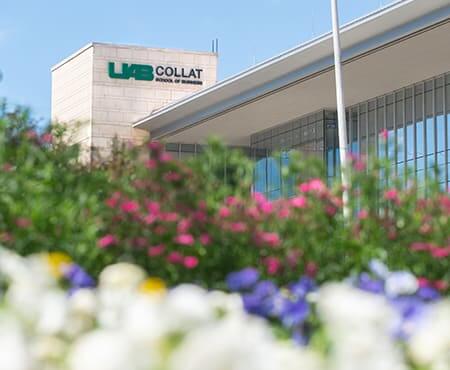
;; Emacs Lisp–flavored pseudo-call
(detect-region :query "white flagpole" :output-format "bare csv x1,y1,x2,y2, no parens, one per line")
330,0,350,217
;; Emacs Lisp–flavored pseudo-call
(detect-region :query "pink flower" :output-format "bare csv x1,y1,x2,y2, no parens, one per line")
305,261,318,277
259,201,273,215
384,189,400,204
121,200,139,213
145,159,157,169
159,152,172,163
164,171,181,182
433,280,448,291
194,210,207,222
177,219,192,233
148,245,165,257
98,234,117,248
309,179,326,192
286,250,302,268
167,252,183,264
252,192,267,204
144,214,157,225
105,193,121,208
225,196,238,206
230,222,247,233
2,163,13,172
278,207,290,219
160,212,179,222
175,233,195,246
380,129,389,140
15,217,31,228
430,246,450,259
259,232,281,247
146,201,160,215
25,130,37,140
219,207,231,218
417,277,430,288
199,233,211,246
41,133,53,143
410,242,431,251
247,206,260,219
357,209,369,220
290,196,307,209
325,205,337,216
183,256,199,269
264,257,281,275
148,141,162,151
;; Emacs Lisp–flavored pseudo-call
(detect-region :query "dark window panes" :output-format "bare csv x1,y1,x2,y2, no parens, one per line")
397,128,404,163
436,87,443,115
267,157,281,192
388,130,395,161
396,101,403,128
405,97,413,124
416,120,424,157
387,104,394,130
426,117,435,155
327,149,334,177
415,92,423,121
254,159,267,194
437,115,445,153
425,90,433,118
446,85,450,113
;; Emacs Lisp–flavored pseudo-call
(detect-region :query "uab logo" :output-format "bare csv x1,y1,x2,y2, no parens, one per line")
108,62,154,81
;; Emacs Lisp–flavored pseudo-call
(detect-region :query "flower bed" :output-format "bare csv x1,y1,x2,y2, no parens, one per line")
0,248,448,370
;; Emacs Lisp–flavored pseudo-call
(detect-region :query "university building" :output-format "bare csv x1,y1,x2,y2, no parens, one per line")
52,0,450,197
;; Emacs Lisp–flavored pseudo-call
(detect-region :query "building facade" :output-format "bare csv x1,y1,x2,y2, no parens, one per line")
51,43,218,160
52,0,450,196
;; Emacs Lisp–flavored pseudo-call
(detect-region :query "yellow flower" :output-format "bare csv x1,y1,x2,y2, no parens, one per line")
139,277,167,295
46,252,72,278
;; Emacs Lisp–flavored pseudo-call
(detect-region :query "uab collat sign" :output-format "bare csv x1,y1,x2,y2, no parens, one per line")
108,62,203,85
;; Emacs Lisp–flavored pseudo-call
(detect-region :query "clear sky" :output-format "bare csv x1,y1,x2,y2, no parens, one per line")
0,0,393,124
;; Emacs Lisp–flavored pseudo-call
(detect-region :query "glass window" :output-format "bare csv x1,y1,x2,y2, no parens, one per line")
254,159,267,194
416,120,424,158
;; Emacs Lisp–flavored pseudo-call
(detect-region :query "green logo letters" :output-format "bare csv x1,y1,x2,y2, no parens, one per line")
108,62,154,81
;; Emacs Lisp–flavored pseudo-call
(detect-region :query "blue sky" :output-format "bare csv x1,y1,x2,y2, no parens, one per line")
0,0,393,124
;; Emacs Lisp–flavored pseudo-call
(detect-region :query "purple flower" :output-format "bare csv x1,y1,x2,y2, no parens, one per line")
279,298,310,328
416,286,440,301
226,268,260,291
63,264,95,288
357,273,384,294
289,277,316,299
292,328,309,346
389,296,428,339
242,280,277,317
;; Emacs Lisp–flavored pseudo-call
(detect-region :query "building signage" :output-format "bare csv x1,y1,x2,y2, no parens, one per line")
108,62,203,85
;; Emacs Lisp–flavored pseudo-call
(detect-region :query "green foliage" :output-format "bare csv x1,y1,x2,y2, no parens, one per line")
0,99,448,290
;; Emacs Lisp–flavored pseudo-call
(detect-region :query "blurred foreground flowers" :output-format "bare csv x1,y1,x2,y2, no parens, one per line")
0,247,448,370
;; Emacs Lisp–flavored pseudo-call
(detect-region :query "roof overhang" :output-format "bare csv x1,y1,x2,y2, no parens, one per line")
133,0,450,144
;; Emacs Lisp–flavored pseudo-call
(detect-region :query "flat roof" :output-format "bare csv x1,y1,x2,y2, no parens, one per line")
134,0,450,138
51,42,216,72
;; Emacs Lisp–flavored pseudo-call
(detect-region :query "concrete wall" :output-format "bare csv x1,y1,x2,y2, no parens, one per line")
51,45,94,160
51,42,218,159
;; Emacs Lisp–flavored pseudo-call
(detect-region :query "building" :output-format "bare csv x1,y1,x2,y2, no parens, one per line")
52,0,450,197
51,43,218,160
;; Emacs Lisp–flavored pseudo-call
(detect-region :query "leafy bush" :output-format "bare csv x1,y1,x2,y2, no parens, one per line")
0,99,448,290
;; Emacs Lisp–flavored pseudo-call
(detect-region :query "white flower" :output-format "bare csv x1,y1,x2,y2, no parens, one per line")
165,285,214,331
369,259,390,279
207,290,243,315
69,288,97,317
169,313,278,370
273,344,322,370
317,283,407,370
0,315,31,370
408,300,450,369
36,290,68,335
385,271,418,297
68,329,152,370
122,294,167,343
99,263,146,291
